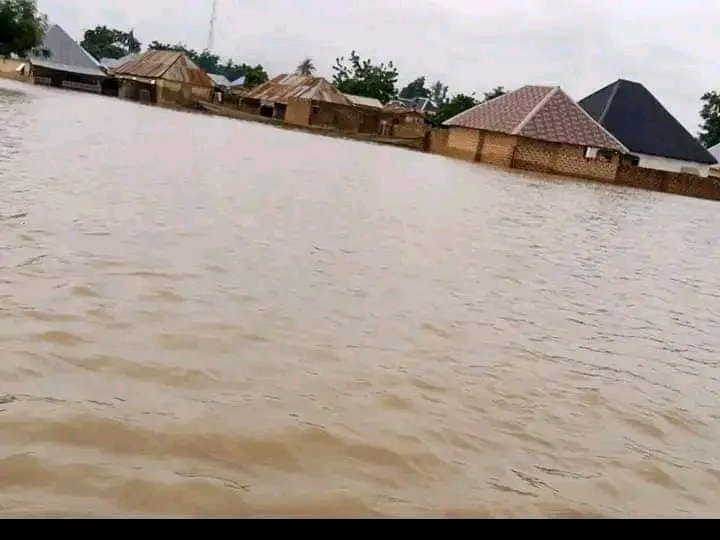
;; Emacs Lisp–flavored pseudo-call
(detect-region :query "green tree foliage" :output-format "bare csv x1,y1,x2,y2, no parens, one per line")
399,76,431,99
332,50,398,103
699,90,720,148
81,25,141,60
0,0,46,57
148,40,268,87
296,57,315,76
430,80,449,106
483,86,506,102
432,93,478,126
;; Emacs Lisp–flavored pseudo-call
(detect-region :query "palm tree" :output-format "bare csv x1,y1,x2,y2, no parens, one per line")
296,58,316,76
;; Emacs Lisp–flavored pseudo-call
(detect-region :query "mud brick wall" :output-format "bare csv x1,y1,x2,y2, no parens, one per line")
479,132,517,167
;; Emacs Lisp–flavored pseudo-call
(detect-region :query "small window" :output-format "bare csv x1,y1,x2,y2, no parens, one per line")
596,149,614,162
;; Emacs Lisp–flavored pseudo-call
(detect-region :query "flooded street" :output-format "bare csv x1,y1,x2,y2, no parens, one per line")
1,79,720,516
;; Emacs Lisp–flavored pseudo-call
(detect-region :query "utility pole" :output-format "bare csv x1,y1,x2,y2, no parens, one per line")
207,0,218,51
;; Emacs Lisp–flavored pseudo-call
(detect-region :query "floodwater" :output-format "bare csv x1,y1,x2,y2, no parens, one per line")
1,79,719,517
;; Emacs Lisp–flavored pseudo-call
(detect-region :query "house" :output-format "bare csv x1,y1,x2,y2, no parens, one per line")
113,50,213,106
380,103,428,138
442,85,627,182
25,24,107,93
234,74,352,120
579,79,717,177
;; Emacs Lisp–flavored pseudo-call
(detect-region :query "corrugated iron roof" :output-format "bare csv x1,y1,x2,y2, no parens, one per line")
114,50,212,87
344,93,383,109
238,74,352,105
29,24,105,77
444,85,626,152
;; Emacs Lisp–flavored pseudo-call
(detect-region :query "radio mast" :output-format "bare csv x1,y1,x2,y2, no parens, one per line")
207,0,218,51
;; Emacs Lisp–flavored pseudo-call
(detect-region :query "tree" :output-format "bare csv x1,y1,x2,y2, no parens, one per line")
432,93,478,126
483,86,506,102
81,25,141,60
332,50,398,103
296,57,315,76
431,80,449,106
699,90,720,148
399,76,430,100
0,0,46,57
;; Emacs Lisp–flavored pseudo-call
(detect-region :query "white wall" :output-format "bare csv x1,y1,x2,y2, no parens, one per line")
636,153,711,177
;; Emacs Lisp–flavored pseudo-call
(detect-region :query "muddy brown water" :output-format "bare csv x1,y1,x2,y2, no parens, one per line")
1,79,719,516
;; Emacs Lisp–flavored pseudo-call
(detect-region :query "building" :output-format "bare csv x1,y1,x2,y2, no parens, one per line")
579,79,717,177
380,103,427,138
442,85,627,182
234,74,382,133
208,73,231,88
24,24,107,93
235,74,352,120
113,50,213,106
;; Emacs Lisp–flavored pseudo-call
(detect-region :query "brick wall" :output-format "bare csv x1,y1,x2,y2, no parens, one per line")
392,123,426,139
446,127,481,160
616,165,720,201
479,132,517,167
553,144,619,182
286,99,312,126
426,129,449,154
512,138,556,173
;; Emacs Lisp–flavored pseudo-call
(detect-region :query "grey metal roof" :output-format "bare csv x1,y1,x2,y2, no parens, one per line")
230,76,246,87
709,142,720,162
344,93,383,109
101,53,139,69
208,73,231,87
29,24,105,77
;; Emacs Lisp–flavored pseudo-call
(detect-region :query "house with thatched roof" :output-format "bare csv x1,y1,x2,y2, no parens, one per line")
113,50,213,106
442,85,627,182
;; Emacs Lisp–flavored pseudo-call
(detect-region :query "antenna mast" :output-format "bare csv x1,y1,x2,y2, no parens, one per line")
207,0,218,51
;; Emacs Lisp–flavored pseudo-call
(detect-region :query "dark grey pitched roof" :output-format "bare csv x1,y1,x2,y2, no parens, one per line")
579,79,717,165
29,24,105,77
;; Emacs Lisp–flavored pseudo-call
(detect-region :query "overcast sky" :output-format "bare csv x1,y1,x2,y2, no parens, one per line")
38,0,720,134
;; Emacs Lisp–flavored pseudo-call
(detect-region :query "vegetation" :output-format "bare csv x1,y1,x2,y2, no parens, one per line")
0,0,46,57
81,26,140,60
430,81,449,106
148,41,268,87
296,58,315,76
332,50,398,103
483,86,506,102
432,93,479,126
399,76,430,100
699,90,720,148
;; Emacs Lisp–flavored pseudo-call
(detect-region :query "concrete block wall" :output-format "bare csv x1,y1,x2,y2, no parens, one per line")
479,132,517,167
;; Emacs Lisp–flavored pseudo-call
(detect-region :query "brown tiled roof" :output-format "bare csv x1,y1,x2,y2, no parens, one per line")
114,50,213,87
235,74,352,106
444,85,627,152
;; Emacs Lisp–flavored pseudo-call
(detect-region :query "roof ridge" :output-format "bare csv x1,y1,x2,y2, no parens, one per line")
598,80,621,124
512,86,558,135
158,50,182,79
567,87,628,152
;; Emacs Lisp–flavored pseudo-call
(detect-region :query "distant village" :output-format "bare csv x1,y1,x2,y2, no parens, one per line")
2,23,720,202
